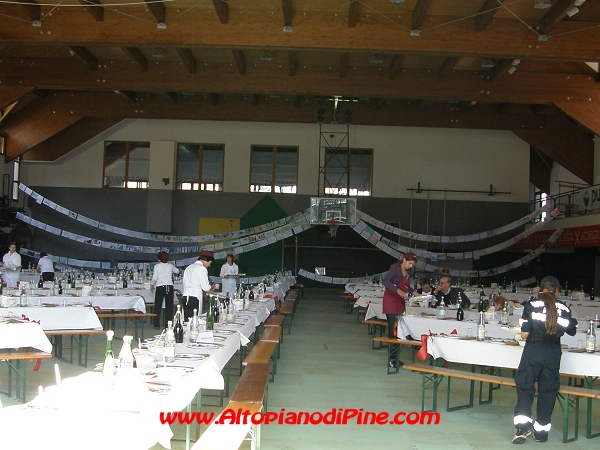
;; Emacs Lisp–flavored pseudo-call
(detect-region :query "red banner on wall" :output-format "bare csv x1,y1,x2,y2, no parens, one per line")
512,224,600,249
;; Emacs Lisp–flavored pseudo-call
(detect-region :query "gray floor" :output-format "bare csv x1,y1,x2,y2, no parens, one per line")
2,289,598,449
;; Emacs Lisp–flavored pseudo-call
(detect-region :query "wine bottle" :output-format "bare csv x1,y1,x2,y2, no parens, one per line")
456,299,464,321
103,330,116,384
586,320,596,353
189,309,199,343
248,288,255,302
38,274,44,288
19,286,28,307
164,321,176,363
477,312,486,341
206,296,215,331
591,287,595,301
478,289,485,312
174,306,184,344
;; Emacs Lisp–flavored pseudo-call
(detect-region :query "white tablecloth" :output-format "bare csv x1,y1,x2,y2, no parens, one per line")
428,335,600,377
10,292,147,312
0,319,52,353
0,306,102,331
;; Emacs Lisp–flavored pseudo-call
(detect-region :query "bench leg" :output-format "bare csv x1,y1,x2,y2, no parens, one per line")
586,397,599,439
420,372,443,413
386,343,400,375
557,393,579,443
4,359,27,402
478,366,501,405
446,376,475,412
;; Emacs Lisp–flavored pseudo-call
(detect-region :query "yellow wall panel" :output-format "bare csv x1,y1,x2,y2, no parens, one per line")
199,218,240,237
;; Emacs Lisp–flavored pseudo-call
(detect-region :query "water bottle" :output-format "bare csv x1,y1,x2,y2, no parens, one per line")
438,302,446,318
477,312,486,341
586,320,596,353
164,321,176,363
117,335,134,371
189,309,199,343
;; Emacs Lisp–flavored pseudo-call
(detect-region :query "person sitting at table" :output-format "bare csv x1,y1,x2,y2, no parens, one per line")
182,250,216,320
151,251,180,330
0,242,22,288
512,281,577,444
495,295,508,311
415,277,434,296
36,252,55,282
382,252,416,368
433,276,471,308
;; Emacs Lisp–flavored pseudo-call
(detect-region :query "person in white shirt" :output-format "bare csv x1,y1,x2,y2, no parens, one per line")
0,242,22,288
182,250,216,319
36,252,55,282
151,251,180,329
220,253,238,297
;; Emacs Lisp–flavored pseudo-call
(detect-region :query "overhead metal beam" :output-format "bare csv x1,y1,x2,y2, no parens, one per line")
282,0,293,26
15,0,41,22
412,0,431,31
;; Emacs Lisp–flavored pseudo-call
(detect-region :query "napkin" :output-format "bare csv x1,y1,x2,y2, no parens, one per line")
451,329,457,334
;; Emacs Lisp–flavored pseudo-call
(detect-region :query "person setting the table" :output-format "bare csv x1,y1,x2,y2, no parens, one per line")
382,252,416,368
433,276,471,308
182,250,216,320
36,252,55,282
151,251,180,330
512,276,577,444
220,253,238,297
0,242,22,288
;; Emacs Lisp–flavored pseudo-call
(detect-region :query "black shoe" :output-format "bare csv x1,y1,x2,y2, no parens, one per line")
512,429,532,444
534,432,548,443
389,360,396,368
405,335,416,341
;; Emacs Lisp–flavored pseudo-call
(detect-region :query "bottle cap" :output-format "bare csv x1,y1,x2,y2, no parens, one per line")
106,330,114,339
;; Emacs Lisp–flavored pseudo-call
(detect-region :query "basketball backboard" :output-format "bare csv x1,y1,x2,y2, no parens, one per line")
309,197,357,225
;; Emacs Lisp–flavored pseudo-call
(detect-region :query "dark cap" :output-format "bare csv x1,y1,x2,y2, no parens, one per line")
158,251,169,263
199,250,215,262
402,252,417,262
539,275,560,291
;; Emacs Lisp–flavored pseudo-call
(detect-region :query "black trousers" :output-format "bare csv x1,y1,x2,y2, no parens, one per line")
42,272,55,282
154,285,174,328
386,314,398,361
514,342,561,429
183,296,200,323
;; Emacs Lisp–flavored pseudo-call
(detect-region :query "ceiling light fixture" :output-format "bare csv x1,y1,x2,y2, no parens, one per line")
508,66,517,74
370,54,383,64
566,6,579,17
389,0,407,3
574,0,586,6
152,48,165,59
260,51,273,61
533,0,552,9
481,58,494,68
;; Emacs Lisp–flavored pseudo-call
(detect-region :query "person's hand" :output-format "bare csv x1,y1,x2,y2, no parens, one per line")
210,283,217,290
396,289,405,298
150,285,155,293
413,292,423,297
224,274,230,278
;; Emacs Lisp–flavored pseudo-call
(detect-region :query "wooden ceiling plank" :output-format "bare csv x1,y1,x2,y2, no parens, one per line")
389,54,405,80
21,117,121,162
348,1,359,28
209,93,219,105
78,0,104,22
554,99,600,137
165,92,178,103
144,0,166,24
0,86,34,111
251,94,259,106
68,46,98,71
212,0,228,24
475,0,505,32
176,48,196,74
529,147,551,194
122,47,148,72
116,90,137,102
231,50,246,75
282,0,292,26
438,56,461,81
412,0,431,31
539,0,574,36
340,53,349,78
489,59,514,82
15,0,40,21
293,95,301,108
288,51,296,76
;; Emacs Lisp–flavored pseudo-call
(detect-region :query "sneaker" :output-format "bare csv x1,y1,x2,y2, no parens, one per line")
389,360,396,368
534,432,548,443
512,429,532,444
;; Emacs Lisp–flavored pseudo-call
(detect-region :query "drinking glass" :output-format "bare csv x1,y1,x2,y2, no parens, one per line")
467,327,473,337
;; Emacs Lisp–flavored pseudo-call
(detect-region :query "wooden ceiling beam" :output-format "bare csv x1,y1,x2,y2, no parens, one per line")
78,0,104,22
15,0,40,22
1,13,599,62
3,59,600,107
475,0,505,32
122,47,148,72
209,93,218,105
412,0,431,31
293,95,301,108
282,0,292,26
340,53,349,78
513,115,594,184
288,51,296,76
176,48,196,74
554,99,600,137
164,92,178,103
348,1,359,28
231,50,246,75
389,54,405,80
115,90,137,102
0,86,34,111
21,117,121,162
529,147,551,194
212,0,228,24
251,94,259,107
144,0,166,24
489,59,515,82
539,0,573,36
438,56,461,81
68,46,98,71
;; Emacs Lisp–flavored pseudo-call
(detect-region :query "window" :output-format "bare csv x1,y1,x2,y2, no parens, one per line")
103,141,150,188
532,188,548,222
250,146,298,193
324,148,372,196
176,143,224,191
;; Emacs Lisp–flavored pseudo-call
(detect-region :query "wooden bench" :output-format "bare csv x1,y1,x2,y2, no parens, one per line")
263,314,285,343
260,326,282,360
230,363,271,410
340,294,356,313
96,311,156,341
192,401,263,450
0,350,52,402
45,329,106,367
361,320,387,340
243,341,278,382
403,363,600,443
279,300,295,335
373,337,422,374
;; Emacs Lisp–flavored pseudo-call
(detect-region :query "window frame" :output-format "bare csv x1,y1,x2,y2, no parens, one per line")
103,141,150,189
175,142,225,192
249,145,299,194
324,147,373,197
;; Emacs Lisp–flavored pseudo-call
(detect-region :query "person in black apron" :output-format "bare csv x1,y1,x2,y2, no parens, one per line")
512,276,577,444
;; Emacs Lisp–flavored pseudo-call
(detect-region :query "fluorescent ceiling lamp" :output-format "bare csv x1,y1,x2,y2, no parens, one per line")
507,66,517,74
389,0,406,3
566,6,579,16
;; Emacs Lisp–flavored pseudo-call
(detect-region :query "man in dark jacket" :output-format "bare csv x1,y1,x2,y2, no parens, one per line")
434,276,471,308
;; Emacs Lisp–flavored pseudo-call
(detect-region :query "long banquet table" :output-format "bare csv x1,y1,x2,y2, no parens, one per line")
4,290,147,312
0,318,52,353
0,305,102,331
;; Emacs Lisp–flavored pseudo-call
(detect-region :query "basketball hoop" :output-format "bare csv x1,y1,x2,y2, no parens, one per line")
327,219,341,237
